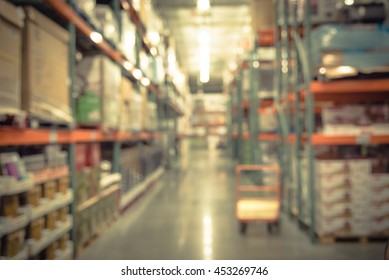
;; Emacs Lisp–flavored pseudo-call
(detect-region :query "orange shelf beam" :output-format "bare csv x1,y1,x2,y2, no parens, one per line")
311,134,389,146
307,79,389,102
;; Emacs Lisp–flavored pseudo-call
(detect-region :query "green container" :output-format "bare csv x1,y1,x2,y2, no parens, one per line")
76,91,101,125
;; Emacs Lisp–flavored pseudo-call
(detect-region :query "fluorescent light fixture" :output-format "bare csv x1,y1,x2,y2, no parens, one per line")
200,71,210,83
344,0,354,5
132,69,143,80
123,61,132,71
197,0,210,12
148,31,160,45
141,77,150,87
90,31,103,44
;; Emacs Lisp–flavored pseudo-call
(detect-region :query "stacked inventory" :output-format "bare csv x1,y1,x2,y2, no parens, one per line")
74,143,120,254
0,146,73,260
277,0,389,241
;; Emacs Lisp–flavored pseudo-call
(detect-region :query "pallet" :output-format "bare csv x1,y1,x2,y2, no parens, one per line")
0,110,27,128
318,234,388,244
28,116,74,130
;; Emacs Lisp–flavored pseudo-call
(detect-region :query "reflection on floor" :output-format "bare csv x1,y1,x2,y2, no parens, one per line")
80,148,385,260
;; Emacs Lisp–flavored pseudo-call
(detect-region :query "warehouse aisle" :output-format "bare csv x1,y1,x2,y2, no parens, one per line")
80,148,385,260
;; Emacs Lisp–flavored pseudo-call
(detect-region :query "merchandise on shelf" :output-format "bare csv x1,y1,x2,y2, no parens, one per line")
321,104,389,135
297,0,337,24
76,55,121,130
72,0,97,24
311,24,389,79
336,0,387,23
1,229,25,258
145,101,158,132
129,91,143,132
0,0,23,114
120,11,136,64
119,77,133,132
22,7,72,124
94,5,119,45
0,153,28,180
258,108,278,133
299,146,389,236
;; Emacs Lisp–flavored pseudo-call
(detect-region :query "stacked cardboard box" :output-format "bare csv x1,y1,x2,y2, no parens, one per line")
0,0,23,114
305,157,389,236
321,104,389,135
22,7,72,124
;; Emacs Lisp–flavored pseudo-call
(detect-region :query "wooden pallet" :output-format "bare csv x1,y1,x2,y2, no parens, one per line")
318,235,388,244
28,116,73,130
0,111,27,128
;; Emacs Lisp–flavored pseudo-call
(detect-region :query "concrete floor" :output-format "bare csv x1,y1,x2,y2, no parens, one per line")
80,148,386,260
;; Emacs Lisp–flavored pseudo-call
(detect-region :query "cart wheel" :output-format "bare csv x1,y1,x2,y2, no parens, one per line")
267,223,273,233
240,223,248,234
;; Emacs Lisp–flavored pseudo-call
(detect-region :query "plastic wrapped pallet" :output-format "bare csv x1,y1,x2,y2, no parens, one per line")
76,55,121,131
0,0,23,114
128,91,143,132
22,7,72,124
119,77,133,132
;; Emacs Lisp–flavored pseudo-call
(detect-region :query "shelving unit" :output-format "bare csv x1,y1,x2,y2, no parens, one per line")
274,0,389,242
0,0,188,259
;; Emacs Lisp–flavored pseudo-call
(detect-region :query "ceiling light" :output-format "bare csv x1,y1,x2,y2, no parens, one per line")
141,77,150,87
123,61,132,71
344,0,354,6
319,67,327,75
90,32,103,44
253,61,260,68
197,0,210,12
132,69,143,80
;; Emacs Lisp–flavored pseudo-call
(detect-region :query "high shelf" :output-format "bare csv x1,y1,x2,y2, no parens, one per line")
274,0,389,242
0,0,188,259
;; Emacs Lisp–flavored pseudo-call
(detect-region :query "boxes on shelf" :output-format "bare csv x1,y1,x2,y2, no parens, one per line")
0,152,28,180
44,242,57,260
1,195,19,217
45,212,58,231
120,77,133,132
76,55,121,131
129,91,143,132
21,187,40,207
22,7,72,124
0,0,23,113
57,177,69,195
22,154,45,173
58,207,68,222
1,229,25,258
28,218,44,241
58,233,69,250
41,181,56,200
321,104,389,136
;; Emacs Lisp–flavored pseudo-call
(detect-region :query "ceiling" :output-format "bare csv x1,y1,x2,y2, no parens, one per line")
152,0,252,94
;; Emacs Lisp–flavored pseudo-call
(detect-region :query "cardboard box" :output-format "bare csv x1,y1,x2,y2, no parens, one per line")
120,77,133,132
1,195,19,217
58,234,69,250
57,177,69,195
44,243,56,260
45,212,57,230
29,218,44,241
22,7,72,124
22,187,40,207
0,0,23,113
1,229,25,257
58,207,68,222
42,181,56,200
251,0,274,31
